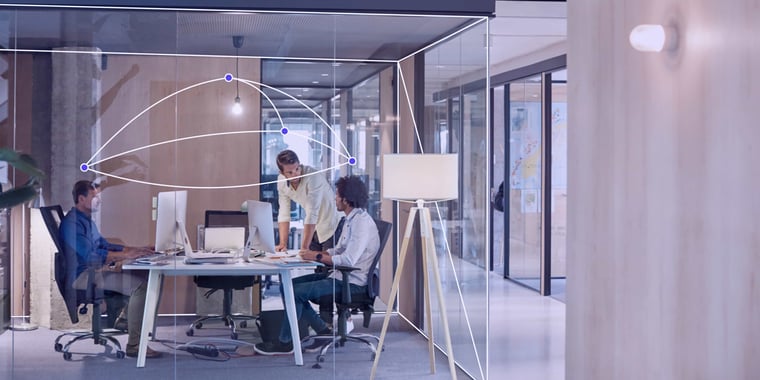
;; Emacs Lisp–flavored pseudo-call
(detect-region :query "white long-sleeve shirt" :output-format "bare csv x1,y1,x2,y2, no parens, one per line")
327,208,380,286
277,165,340,243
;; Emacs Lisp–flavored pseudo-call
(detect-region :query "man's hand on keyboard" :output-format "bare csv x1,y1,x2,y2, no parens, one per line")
125,246,155,259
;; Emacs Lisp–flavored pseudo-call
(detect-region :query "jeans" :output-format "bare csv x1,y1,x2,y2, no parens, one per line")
278,272,339,344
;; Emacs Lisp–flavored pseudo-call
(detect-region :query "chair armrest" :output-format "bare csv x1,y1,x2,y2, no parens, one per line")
333,265,359,304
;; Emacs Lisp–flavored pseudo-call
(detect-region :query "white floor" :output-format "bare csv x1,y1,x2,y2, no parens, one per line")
245,265,564,380
488,272,565,380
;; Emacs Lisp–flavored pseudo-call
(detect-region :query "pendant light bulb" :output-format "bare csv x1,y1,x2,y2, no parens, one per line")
232,96,243,115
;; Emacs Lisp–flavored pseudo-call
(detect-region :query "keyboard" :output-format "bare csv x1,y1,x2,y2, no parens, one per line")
134,253,170,264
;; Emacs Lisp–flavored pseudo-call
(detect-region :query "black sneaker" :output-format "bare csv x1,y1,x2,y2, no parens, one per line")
254,341,294,355
302,338,330,353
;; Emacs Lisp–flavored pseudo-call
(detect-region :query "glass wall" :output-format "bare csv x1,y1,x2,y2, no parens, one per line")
549,69,568,301
507,75,544,290
490,57,567,297
0,4,489,380
416,20,489,379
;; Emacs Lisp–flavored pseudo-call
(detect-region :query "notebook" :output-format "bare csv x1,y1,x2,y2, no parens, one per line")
177,221,235,263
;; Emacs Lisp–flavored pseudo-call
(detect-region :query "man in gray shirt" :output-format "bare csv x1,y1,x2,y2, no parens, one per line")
255,175,380,355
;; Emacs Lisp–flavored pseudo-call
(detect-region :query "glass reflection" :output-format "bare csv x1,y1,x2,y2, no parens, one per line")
508,75,543,290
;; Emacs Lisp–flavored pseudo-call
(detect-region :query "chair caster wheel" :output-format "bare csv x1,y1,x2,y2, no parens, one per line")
54,343,63,352
186,329,194,337
239,321,247,328
231,332,238,340
63,352,72,360
116,351,125,359
317,355,325,363
312,363,322,369
195,322,203,329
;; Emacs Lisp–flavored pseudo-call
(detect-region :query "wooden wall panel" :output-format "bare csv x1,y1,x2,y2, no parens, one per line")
95,55,261,314
567,1,760,379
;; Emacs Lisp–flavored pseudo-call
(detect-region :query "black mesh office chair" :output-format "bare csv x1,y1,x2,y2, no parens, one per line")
39,205,126,360
186,210,258,339
306,218,392,367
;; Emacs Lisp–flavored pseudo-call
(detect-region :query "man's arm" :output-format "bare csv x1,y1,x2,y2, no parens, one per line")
300,223,316,250
276,222,290,252
276,179,292,251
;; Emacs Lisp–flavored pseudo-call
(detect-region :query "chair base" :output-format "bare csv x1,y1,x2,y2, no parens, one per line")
186,313,257,340
53,329,125,360
302,332,381,367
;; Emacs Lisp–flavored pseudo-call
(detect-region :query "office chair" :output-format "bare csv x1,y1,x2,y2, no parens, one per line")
306,218,392,367
39,205,126,360
186,210,258,339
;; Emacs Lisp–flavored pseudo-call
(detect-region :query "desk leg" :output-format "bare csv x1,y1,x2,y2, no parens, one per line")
280,270,303,366
136,271,161,368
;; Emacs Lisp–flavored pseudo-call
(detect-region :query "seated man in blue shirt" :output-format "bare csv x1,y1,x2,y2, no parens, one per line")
59,180,162,358
254,175,380,355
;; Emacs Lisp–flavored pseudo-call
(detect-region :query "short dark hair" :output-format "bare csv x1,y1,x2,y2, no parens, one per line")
276,150,300,172
335,175,369,209
72,180,95,204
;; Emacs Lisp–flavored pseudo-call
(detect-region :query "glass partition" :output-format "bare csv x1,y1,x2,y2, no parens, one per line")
549,69,568,301
0,4,489,379
414,20,489,379
507,75,544,291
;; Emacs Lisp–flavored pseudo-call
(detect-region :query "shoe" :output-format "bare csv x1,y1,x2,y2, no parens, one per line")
302,339,330,353
113,317,128,332
254,341,293,356
125,346,163,359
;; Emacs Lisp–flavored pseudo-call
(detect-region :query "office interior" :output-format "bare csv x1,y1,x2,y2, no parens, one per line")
4,0,755,379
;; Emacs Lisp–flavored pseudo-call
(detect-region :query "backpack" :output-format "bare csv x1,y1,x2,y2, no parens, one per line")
492,182,505,212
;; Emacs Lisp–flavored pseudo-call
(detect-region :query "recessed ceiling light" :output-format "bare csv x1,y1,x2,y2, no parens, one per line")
312,81,319,84
303,88,310,92
321,73,329,77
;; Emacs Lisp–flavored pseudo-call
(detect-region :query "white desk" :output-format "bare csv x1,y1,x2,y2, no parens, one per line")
123,257,316,367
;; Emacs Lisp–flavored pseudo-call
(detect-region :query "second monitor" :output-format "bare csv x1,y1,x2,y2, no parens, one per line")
245,200,276,254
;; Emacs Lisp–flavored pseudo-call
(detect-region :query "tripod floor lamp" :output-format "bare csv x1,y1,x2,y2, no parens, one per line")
371,153,459,380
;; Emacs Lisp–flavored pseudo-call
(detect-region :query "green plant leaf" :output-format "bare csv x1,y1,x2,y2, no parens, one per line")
0,148,45,179
0,186,38,209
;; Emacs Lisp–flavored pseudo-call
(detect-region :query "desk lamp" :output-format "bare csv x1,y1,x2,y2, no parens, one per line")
371,153,458,379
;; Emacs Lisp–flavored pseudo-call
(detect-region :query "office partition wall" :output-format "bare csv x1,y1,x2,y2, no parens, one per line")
1,4,490,379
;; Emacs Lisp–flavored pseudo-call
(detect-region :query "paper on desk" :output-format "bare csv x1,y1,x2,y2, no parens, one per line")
266,250,300,258
252,255,317,267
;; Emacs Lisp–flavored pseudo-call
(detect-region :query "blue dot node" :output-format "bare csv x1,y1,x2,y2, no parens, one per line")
348,157,357,165
281,127,289,135
224,73,233,82
79,163,89,172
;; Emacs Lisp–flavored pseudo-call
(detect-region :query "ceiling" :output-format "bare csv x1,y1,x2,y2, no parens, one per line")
0,2,566,107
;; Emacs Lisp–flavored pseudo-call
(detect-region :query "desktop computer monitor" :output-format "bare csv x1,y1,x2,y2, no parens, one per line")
245,200,276,253
155,190,187,252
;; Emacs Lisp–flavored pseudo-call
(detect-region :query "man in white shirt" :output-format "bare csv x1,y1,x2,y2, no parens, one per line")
254,175,380,355
275,150,340,252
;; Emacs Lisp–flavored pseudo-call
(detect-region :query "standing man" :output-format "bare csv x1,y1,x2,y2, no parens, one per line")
59,180,162,358
254,175,380,355
275,149,340,252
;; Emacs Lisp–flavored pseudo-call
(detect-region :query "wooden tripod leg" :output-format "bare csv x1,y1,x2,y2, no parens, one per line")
422,208,457,379
420,210,436,372
370,207,418,380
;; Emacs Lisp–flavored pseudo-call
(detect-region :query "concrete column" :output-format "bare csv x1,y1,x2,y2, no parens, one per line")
50,47,101,208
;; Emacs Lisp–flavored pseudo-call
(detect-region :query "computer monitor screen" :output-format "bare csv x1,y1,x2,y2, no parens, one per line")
246,200,276,253
155,190,187,252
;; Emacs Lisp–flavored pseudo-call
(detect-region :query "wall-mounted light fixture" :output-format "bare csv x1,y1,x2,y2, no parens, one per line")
231,35,244,115
629,24,678,52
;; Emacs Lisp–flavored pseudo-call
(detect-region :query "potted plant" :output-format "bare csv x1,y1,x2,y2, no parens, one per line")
0,148,44,209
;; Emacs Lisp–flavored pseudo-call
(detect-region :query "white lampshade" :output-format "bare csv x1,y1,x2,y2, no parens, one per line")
382,154,459,201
